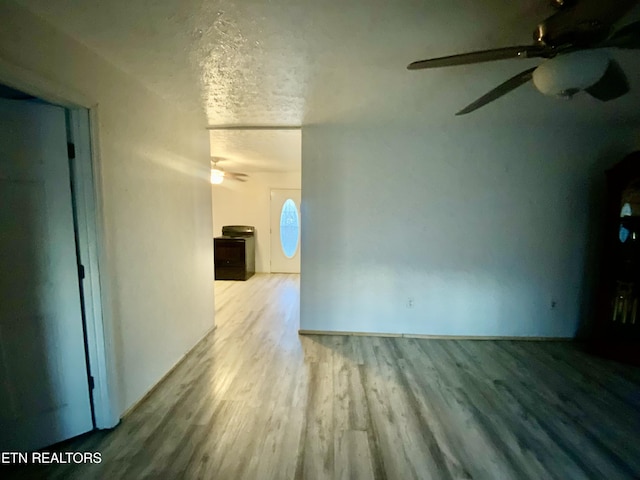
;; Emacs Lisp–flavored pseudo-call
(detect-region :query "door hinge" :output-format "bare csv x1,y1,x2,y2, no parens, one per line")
88,375,95,390
67,142,76,159
78,264,85,279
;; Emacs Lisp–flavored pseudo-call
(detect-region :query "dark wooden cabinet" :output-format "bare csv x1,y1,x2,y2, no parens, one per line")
214,236,255,281
591,152,640,365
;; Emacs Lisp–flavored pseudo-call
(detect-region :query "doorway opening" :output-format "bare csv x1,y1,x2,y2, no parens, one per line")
209,128,302,332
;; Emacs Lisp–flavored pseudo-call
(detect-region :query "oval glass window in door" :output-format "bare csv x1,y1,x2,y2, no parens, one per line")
280,199,300,258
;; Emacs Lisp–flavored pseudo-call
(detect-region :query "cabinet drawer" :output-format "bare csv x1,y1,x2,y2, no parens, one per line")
215,239,245,258
214,256,246,267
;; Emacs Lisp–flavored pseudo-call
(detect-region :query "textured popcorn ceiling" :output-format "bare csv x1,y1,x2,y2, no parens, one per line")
16,0,640,167
16,0,553,123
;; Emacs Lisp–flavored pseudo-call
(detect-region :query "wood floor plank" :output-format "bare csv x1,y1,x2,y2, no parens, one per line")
332,335,369,433
394,348,476,480
334,430,375,480
5,274,640,480
298,360,334,480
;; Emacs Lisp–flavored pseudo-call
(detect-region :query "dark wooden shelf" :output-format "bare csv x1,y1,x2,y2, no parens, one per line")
591,151,640,364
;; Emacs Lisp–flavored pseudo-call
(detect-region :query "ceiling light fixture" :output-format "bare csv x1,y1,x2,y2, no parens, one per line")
210,168,225,185
532,49,610,98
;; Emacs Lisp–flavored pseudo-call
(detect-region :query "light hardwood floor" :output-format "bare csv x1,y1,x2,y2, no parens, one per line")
5,273,640,479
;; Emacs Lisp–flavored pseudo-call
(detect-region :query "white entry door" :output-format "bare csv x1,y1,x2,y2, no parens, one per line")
0,98,93,450
270,189,301,273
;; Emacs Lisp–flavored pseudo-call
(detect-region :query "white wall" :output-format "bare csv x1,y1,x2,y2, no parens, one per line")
301,122,640,337
0,1,214,414
212,171,301,272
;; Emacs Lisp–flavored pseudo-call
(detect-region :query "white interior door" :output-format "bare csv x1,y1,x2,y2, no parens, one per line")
270,189,301,273
0,98,93,450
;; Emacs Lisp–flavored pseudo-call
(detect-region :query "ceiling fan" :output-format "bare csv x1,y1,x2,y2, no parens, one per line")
407,0,640,115
210,158,249,184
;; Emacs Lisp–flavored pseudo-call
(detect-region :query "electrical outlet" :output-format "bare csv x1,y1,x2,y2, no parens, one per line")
407,297,414,309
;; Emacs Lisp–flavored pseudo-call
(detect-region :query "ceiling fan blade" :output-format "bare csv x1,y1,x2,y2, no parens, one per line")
605,20,640,49
407,46,548,70
585,59,629,101
456,67,537,116
227,172,249,181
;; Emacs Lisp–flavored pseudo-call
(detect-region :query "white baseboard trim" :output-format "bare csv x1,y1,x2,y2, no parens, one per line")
298,329,572,341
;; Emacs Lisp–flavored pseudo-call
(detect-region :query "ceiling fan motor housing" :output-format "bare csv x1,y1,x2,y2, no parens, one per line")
535,16,609,47
536,0,638,47
550,0,575,9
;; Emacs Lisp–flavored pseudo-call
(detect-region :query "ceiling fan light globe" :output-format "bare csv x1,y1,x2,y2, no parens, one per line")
210,168,225,185
532,50,610,97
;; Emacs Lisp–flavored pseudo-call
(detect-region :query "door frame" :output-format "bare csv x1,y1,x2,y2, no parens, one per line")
0,58,120,429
